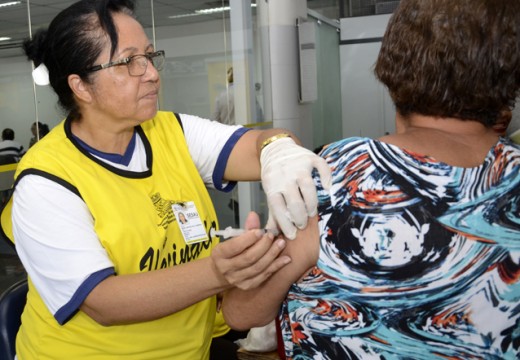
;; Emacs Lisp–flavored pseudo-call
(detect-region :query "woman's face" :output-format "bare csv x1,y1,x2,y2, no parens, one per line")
86,12,161,129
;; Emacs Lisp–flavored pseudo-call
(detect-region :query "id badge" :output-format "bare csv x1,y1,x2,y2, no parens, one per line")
172,201,209,245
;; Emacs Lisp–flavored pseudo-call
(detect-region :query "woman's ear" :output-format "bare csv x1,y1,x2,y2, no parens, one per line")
493,109,512,136
68,74,92,103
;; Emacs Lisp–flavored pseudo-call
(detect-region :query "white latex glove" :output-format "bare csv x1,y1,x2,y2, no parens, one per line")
260,137,331,240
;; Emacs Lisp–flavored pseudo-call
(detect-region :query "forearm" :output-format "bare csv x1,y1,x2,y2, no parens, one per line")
224,128,301,181
223,216,319,330
81,227,289,326
222,262,302,330
81,256,228,326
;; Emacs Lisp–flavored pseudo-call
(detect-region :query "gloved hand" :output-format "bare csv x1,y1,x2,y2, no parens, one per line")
260,137,331,239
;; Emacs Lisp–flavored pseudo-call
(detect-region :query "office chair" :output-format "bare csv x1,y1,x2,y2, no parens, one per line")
0,278,28,360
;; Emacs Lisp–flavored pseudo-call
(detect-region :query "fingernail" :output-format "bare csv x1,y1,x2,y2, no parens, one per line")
276,239,286,249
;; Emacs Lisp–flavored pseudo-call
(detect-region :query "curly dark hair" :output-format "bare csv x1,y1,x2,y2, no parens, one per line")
374,0,520,127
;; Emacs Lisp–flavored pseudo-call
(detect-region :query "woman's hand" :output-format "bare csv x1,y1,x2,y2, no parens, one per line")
260,137,331,239
221,214,320,330
211,212,291,290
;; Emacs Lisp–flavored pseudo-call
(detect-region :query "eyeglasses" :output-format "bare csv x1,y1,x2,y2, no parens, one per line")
87,50,165,76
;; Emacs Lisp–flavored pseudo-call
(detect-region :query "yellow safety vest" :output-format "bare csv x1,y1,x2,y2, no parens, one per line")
1,111,223,359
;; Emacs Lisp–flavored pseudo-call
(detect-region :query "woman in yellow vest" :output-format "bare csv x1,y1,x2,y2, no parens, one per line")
0,1,331,359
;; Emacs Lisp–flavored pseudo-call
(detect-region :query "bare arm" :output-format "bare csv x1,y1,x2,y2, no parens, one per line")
81,228,290,326
223,128,301,181
222,215,320,330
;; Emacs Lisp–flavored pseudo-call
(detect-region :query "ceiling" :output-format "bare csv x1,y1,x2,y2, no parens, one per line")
0,0,340,51
0,0,238,48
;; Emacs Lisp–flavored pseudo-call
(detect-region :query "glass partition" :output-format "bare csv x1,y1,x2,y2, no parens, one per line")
0,0,254,229
0,0,340,263
0,56,34,151
153,0,266,227
0,0,32,153
309,12,342,149
160,4,231,227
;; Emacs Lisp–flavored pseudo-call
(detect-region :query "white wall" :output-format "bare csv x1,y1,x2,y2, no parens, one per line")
0,57,41,150
0,20,232,149
339,14,520,139
340,14,394,139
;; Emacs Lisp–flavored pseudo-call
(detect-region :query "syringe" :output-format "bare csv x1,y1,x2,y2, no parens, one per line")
210,227,279,240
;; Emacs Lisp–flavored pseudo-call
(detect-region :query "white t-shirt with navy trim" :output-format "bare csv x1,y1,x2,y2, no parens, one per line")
12,113,246,323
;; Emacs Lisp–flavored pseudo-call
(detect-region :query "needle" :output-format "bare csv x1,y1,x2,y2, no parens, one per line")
210,227,279,240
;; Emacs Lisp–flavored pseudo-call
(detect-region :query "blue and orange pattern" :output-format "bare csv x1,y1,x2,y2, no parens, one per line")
280,137,520,359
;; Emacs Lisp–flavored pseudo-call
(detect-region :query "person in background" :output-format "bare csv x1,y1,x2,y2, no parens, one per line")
223,0,520,359
28,121,50,148
212,66,264,126
0,128,24,162
0,128,22,204
0,0,331,359
212,67,236,126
